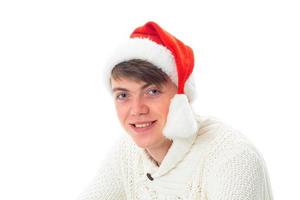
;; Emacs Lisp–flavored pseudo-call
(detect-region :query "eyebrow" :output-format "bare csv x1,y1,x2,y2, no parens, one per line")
112,83,156,93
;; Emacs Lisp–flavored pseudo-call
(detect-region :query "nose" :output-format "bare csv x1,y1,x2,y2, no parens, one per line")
129,96,149,116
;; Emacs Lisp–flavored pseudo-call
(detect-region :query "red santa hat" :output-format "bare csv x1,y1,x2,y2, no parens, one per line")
105,21,198,139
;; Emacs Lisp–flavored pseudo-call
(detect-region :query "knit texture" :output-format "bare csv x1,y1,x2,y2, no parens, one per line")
76,116,273,200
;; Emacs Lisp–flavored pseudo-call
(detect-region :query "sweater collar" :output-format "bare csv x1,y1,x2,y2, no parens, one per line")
140,116,203,179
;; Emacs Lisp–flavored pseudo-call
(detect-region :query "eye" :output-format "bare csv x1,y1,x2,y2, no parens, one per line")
147,88,161,96
115,92,128,101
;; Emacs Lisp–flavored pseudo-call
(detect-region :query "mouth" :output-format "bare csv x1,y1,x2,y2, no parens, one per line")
129,120,157,133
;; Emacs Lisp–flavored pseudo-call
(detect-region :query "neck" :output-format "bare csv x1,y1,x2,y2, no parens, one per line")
146,139,173,166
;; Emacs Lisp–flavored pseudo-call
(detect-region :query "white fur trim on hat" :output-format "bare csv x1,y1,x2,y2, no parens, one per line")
104,38,197,102
163,94,198,139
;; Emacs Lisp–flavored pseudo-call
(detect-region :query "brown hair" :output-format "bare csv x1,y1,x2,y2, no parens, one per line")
111,59,169,86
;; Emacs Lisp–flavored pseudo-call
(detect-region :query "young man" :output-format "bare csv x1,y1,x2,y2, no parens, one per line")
77,21,273,199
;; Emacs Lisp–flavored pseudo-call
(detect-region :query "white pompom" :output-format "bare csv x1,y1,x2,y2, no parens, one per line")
163,94,198,139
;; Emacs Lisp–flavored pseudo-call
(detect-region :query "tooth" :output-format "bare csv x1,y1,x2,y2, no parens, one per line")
135,122,151,128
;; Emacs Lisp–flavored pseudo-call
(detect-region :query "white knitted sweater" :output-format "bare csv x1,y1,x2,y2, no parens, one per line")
77,116,273,200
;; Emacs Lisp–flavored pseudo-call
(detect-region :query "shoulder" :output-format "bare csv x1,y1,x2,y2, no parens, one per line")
195,117,273,199
194,115,267,170
111,134,141,163
112,134,138,154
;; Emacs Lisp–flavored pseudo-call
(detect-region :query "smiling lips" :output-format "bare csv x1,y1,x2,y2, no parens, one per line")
130,120,157,133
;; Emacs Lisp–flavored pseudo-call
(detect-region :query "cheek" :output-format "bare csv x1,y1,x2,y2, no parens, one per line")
161,101,171,119
151,98,171,119
115,103,129,122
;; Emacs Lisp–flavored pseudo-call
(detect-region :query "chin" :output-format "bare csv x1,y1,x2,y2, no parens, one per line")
130,135,158,149
125,130,159,149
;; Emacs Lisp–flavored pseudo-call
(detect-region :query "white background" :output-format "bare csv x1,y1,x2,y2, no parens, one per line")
0,0,299,199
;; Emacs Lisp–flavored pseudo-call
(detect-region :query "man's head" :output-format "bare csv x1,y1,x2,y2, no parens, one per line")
110,59,177,148
105,21,198,140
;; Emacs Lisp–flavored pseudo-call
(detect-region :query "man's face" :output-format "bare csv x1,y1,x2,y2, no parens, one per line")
111,77,177,149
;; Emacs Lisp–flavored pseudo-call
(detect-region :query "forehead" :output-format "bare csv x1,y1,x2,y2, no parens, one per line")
111,78,155,91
